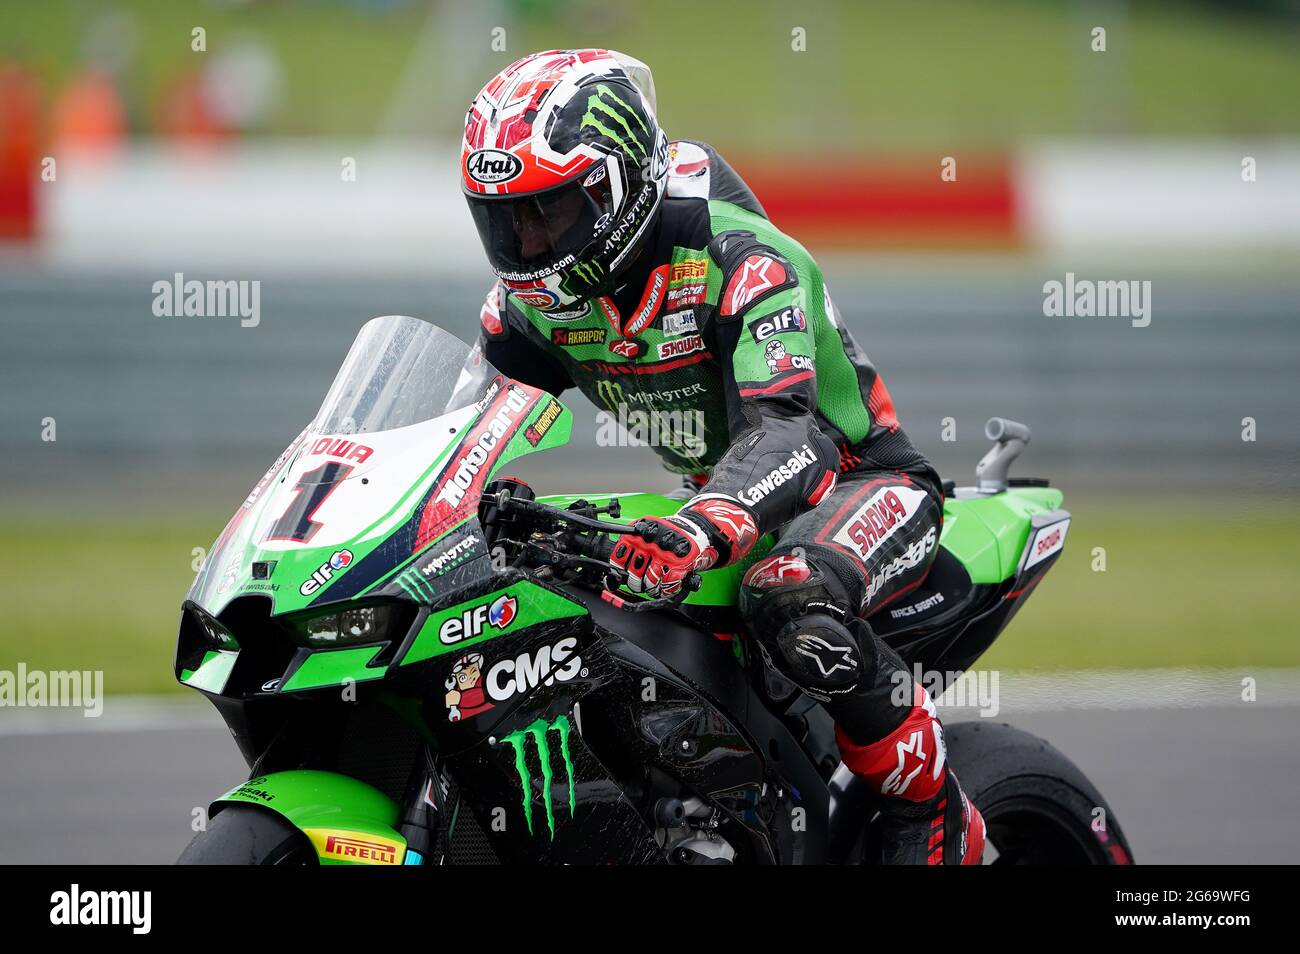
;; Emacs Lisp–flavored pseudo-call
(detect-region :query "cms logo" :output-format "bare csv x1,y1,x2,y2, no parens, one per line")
439,593,518,646
486,637,585,702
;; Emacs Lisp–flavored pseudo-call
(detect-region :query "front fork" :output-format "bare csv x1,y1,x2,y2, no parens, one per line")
397,745,453,865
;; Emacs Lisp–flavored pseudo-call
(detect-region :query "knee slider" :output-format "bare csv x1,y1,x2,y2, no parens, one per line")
741,551,869,698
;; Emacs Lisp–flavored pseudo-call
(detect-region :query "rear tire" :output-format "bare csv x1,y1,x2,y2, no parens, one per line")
945,721,1135,865
177,805,317,865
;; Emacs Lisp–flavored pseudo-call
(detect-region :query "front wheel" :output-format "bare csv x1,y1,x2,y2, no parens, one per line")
945,721,1135,865
177,805,317,865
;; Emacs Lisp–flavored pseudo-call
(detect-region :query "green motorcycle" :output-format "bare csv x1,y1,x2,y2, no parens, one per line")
176,315,1133,865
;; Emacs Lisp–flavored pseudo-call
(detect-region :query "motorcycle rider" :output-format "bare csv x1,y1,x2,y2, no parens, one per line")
461,49,983,864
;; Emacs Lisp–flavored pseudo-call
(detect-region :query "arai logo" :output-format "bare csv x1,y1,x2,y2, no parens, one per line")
299,550,353,596
439,593,518,645
466,149,523,185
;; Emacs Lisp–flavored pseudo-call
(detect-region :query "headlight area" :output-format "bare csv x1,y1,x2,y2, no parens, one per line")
281,602,411,649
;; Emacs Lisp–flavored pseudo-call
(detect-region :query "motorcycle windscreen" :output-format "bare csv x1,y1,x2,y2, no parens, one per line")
188,316,510,616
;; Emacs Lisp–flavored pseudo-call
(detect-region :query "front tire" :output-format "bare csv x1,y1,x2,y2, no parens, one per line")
177,805,317,865
945,721,1135,865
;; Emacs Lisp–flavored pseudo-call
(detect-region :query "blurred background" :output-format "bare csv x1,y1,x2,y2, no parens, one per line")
2,0,1299,866
1,0,1298,689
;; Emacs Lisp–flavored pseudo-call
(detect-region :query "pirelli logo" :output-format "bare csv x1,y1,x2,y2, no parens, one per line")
552,327,606,346
670,258,709,284
306,827,403,865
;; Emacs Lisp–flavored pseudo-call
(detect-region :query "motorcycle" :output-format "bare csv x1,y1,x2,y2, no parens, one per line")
176,315,1134,865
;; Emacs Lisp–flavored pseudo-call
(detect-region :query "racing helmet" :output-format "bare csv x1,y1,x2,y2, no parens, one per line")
461,49,669,312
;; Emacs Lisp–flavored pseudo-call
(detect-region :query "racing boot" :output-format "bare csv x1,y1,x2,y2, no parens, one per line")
835,681,986,865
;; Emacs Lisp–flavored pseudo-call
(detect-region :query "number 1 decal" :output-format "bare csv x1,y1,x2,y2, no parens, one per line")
266,462,353,543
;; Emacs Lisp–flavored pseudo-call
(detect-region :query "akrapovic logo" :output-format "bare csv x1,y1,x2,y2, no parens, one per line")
739,444,817,505
437,387,531,507
466,148,523,185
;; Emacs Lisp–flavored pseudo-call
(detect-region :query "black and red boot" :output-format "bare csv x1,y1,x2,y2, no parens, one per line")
835,682,986,865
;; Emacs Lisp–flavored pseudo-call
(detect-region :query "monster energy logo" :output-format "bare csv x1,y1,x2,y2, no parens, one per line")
502,714,576,839
571,261,602,285
580,83,648,161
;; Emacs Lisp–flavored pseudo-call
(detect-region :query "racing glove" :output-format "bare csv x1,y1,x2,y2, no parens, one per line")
608,496,760,597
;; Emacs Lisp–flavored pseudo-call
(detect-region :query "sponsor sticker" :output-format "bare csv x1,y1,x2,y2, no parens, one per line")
832,486,929,563
661,310,698,337
749,306,806,343
524,398,563,446
306,828,403,865
299,549,353,596
466,148,523,185
552,327,606,346
658,334,706,360
1024,518,1070,569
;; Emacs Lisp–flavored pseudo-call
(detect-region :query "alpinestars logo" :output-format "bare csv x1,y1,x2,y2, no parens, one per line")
863,526,938,606
502,714,577,839
579,83,650,162
882,692,946,797
436,387,531,507
739,445,817,505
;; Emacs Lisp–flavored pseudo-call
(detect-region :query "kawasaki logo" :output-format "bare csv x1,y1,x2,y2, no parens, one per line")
502,714,576,839
579,83,649,161
738,444,818,505
436,387,531,507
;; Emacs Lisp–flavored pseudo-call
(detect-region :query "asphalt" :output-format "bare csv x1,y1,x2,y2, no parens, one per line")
0,699,1295,864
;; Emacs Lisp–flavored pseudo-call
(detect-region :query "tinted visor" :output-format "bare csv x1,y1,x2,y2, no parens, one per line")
466,169,615,278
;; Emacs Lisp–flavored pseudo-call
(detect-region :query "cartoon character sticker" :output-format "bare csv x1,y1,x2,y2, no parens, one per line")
445,652,494,722
765,339,796,374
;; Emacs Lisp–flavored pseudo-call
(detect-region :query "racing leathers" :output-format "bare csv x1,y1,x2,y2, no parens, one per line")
475,140,983,864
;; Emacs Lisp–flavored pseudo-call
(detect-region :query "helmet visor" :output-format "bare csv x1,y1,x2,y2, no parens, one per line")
465,169,615,280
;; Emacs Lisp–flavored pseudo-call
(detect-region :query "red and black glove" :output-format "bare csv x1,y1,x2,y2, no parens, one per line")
608,495,760,597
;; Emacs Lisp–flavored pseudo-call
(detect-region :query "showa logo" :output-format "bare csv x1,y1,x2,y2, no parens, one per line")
1042,272,1151,328
152,273,260,328
299,550,353,596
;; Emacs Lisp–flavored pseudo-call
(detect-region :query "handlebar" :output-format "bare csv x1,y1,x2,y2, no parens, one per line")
483,489,702,613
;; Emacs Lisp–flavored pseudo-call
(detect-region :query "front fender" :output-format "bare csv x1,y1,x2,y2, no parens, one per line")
213,769,408,865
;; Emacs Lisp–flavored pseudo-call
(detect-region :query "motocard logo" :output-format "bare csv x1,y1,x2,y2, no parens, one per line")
486,636,585,703
466,148,523,185
299,550,353,596
739,444,817,505
624,266,668,336
1024,518,1070,569
439,593,518,645
657,334,705,359
436,387,531,508
833,486,928,563
750,306,806,342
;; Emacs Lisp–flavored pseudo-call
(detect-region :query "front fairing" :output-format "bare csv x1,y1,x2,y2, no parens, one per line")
187,317,573,621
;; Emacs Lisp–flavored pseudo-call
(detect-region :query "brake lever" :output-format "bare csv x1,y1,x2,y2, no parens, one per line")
600,573,702,613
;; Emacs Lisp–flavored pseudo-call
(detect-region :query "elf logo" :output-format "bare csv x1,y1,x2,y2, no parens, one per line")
749,306,806,342
486,636,585,702
439,593,518,645
466,148,523,185
299,550,353,596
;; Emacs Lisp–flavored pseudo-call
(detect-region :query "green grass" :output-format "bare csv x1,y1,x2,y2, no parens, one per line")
5,0,1299,146
1,495,1296,694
